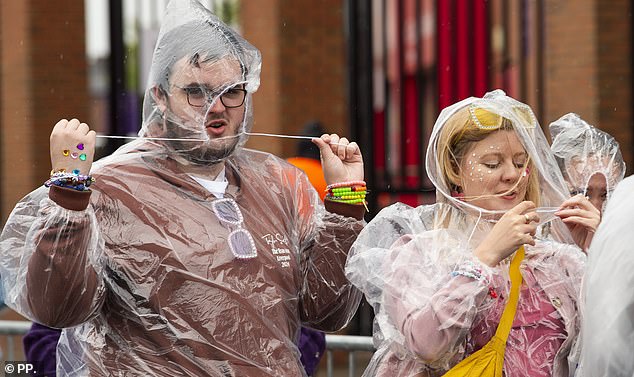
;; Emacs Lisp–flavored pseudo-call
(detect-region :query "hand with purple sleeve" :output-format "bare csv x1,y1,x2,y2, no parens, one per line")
23,323,61,376
298,327,326,376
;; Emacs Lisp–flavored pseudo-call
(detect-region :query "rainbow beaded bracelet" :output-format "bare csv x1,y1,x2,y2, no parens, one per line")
324,181,368,210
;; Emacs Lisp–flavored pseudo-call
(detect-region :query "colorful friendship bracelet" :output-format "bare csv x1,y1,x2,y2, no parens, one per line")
451,269,485,282
324,181,368,210
45,171,95,192
326,182,366,194
450,260,489,284
329,194,366,200
450,261,498,299
326,180,366,189
329,187,366,194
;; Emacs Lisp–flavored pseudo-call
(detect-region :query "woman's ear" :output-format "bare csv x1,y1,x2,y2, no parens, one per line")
451,188,465,199
152,86,168,114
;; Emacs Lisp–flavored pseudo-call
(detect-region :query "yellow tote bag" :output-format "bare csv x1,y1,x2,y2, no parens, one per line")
442,246,525,377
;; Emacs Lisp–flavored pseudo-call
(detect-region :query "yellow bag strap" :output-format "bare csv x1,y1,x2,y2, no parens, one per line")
494,245,525,342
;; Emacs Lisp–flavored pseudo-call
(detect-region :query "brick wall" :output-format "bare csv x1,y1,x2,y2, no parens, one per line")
597,0,632,171
240,0,283,156
543,0,632,173
1,0,33,224
0,0,89,223
240,0,349,158
543,0,599,128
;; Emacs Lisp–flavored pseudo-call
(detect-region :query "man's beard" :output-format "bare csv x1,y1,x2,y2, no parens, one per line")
162,118,242,165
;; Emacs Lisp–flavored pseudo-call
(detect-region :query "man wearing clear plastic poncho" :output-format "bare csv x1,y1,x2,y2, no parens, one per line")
346,90,600,377
549,113,626,214
0,1,365,375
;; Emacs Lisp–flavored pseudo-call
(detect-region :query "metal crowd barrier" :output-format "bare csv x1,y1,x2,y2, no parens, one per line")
324,334,375,377
0,321,375,377
0,320,31,361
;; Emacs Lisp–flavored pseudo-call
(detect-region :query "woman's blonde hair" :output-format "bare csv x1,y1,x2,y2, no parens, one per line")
436,106,540,206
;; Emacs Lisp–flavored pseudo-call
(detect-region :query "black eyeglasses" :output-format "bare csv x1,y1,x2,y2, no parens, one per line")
211,198,257,259
176,84,247,108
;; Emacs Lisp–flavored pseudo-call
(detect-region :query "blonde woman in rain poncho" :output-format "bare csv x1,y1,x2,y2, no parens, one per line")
346,91,599,377
0,1,366,375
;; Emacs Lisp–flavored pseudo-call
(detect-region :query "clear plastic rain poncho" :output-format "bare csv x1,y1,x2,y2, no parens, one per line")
582,175,634,377
0,1,363,375
346,90,586,377
549,113,626,213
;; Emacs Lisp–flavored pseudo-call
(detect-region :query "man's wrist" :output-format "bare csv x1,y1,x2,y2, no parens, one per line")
323,199,365,220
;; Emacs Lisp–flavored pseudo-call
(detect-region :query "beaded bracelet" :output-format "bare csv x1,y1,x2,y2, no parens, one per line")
325,181,368,210
45,171,95,192
451,269,485,282
450,261,499,299
450,260,489,285
326,180,366,189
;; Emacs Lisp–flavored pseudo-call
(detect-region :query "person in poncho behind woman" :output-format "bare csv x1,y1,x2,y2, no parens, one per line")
549,112,626,215
346,90,599,377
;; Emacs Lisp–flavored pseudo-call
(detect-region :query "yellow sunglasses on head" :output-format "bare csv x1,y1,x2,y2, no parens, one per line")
469,105,537,130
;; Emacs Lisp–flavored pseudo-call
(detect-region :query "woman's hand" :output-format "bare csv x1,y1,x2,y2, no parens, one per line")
474,201,540,267
555,194,600,252
312,133,364,185
50,119,96,175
